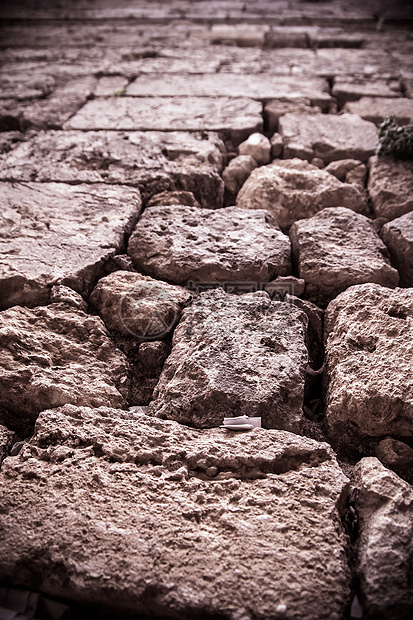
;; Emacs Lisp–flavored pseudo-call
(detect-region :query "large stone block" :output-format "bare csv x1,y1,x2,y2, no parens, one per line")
290,207,399,306
324,284,413,454
127,205,292,285
0,182,141,310
0,304,130,425
381,211,413,286
149,288,309,432
344,96,413,126
368,156,413,220
279,112,378,163
66,97,263,145
0,404,351,620
353,458,413,620
236,158,368,229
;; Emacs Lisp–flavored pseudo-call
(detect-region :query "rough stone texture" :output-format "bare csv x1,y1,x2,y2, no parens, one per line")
332,78,401,108
91,271,191,339
49,285,88,312
238,133,271,165
0,182,141,310
0,304,129,424
376,437,413,484
0,425,14,463
129,341,171,405
264,276,306,300
324,284,413,453
381,212,413,287
264,98,319,133
285,295,324,369
222,155,258,195
0,404,351,620
278,112,378,163
149,288,309,432
325,158,364,181
344,96,413,126
127,206,292,285
352,458,413,620
146,191,200,208
0,130,225,208
236,158,369,229
66,97,263,145
290,207,399,306
368,156,413,221
270,133,284,158
125,74,332,108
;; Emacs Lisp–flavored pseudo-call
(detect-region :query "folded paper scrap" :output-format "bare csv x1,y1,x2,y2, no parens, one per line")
220,415,261,431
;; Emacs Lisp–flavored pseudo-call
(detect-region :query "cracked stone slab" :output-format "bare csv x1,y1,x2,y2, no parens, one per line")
0,182,141,310
236,158,368,229
65,97,263,145
149,288,309,432
125,74,332,108
290,207,399,306
324,284,413,454
0,130,225,208
353,458,413,620
90,271,192,339
332,77,402,108
0,77,97,130
368,155,413,220
344,96,413,126
381,211,413,287
0,404,351,620
0,304,130,425
127,205,292,285
278,112,378,163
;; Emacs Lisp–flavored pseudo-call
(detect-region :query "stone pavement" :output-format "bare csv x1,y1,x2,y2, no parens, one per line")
0,1,412,619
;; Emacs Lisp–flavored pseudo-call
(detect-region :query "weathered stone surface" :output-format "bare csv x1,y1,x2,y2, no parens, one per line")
66,97,263,145
0,425,14,463
149,288,309,432
0,182,141,310
344,96,413,126
290,207,399,306
0,77,96,129
238,133,271,165
285,295,324,369
146,191,200,208
236,158,369,229
0,404,351,619
91,271,191,339
279,112,378,163
325,158,363,181
332,78,402,108
128,206,292,285
376,437,413,483
381,212,413,287
264,98,319,133
270,132,284,158
353,458,413,620
49,285,88,313
0,130,225,208
222,155,258,195
125,74,332,107
264,276,306,300
0,304,129,423
93,76,129,96
368,156,413,220
324,284,413,453
129,341,171,405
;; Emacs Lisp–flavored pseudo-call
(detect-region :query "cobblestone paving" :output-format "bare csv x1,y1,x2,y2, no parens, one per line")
0,1,412,619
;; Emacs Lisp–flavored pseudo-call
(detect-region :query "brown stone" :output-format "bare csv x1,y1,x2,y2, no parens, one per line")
324,284,413,454
146,191,200,208
290,207,399,306
325,159,364,182
236,158,369,229
381,211,413,287
279,113,378,163
129,341,171,405
0,130,225,208
90,271,191,339
0,425,14,463
222,155,258,195
238,133,271,165
66,97,263,145
149,288,309,432
368,156,413,220
0,182,141,310
264,98,319,133
127,205,292,285
344,96,413,126
0,304,129,423
332,78,401,108
353,458,413,619
0,404,351,619
376,437,413,483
